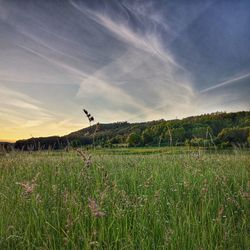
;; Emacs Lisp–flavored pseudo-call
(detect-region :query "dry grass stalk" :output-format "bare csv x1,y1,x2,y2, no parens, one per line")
75,148,92,168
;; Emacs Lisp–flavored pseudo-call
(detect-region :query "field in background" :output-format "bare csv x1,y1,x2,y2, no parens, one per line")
0,148,249,249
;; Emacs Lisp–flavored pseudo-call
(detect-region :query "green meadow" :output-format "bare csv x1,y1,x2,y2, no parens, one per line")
0,148,249,249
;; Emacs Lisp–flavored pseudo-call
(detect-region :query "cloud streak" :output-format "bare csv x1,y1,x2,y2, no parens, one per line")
200,73,250,93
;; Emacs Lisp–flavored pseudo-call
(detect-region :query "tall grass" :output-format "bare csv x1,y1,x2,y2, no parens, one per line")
0,149,249,249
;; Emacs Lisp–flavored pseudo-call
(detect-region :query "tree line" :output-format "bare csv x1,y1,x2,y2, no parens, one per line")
14,111,250,150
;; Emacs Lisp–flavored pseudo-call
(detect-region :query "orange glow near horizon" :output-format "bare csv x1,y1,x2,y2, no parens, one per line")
0,122,88,142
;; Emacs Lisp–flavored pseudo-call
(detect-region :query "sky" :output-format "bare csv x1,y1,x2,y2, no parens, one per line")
0,0,250,141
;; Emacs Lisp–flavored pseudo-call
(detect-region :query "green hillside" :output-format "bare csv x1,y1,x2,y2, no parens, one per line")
14,111,250,150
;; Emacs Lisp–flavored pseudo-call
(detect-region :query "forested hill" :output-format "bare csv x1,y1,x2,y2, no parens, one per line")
14,111,250,150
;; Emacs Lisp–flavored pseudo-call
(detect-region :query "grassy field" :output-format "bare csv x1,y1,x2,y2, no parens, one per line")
0,148,249,249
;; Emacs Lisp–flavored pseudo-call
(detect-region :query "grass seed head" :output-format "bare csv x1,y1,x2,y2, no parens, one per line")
88,198,106,218
16,173,40,197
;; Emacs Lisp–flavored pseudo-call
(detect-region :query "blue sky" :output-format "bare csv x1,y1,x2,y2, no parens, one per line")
0,0,249,141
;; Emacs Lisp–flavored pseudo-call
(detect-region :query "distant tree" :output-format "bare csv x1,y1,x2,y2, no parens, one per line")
192,127,211,139
189,138,204,147
109,135,122,145
240,118,250,127
142,129,153,145
71,139,80,148
127,132,141,147
217,127,250,144
247,133,250,146
172,127,186,144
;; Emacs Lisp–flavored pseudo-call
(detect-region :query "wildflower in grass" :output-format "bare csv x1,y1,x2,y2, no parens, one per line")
88,198,105,218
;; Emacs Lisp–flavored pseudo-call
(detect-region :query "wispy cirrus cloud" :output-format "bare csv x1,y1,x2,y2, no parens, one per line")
201,73,250,93
0,0,249,140
0,85,52,121
70,0,198,120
